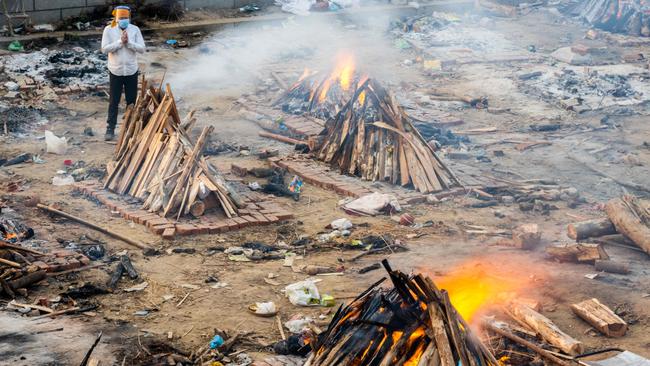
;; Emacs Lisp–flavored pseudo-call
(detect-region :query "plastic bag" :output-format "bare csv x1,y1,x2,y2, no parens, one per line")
52,175,74,186
284,317,314,333
284,279,320,306
343,192,401,216
330,218,353,230
44,131,67,155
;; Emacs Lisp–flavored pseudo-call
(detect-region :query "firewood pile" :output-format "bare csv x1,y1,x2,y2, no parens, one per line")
316,77,461,193
104,78,239,219
567,194,650,256
0,218,46,298
561,0,650,36
276,68,353,121
305,260,497,366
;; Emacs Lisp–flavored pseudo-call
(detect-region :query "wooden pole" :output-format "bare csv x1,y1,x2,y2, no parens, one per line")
483,319,574,366
0,258,21,268
509,303,584,355
37,204,151,250
258,131,307,145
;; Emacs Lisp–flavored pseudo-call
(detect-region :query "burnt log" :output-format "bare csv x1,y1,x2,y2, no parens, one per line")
594,260,629,275
120,255,139,279
567,218,616,241
8,270,47,290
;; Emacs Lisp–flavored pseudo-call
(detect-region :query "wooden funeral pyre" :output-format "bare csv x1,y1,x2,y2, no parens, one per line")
562,0,649,36
104,78,239,219
316,77,460,193
276,57,357,120
306,260,497,366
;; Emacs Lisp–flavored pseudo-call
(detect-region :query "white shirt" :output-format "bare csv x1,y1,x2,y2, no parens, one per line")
101,24,145,76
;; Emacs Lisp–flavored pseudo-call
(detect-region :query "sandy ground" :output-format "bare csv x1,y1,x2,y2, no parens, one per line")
1,5,649,365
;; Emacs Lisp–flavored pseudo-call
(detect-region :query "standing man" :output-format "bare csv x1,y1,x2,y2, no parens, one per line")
101,5,145,141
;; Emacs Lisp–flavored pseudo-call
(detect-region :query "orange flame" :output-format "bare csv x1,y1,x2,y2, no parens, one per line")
316,52,356,103
426,257,541,324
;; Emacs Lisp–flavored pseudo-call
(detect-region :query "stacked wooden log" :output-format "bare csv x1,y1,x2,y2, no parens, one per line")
104,78,239,219
566,195,650,256
317,78,460,193
0,239,48,298
305,260,497,366
276,70,351,121
562,0,649,36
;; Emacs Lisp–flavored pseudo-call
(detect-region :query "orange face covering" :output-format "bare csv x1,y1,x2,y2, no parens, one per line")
111,8,130,27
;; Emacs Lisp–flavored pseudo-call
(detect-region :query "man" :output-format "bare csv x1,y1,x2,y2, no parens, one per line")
101,5,145,141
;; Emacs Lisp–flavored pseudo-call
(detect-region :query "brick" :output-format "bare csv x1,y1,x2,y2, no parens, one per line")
208,222,228,234
146,217,169,228
231,163,248,177
274,211,293,220
51,249,77,258
136,213,158,225
162,228,176,240
175,224,197,235
195,224,211,234
240,215,257,223
150,224,174,235
79,256,90,266
264,215,279,223
232,217,248,228
224,219,240,229
252,214,269,225
31,261,50,271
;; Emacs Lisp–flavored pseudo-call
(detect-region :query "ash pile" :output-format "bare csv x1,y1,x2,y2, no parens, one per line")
1,46,108,98
518,66,650,112
0,105,47,134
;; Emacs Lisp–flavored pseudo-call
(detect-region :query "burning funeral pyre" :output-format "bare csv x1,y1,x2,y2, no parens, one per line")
316,77,460,193
104,78,240,219
277,54,357,120
277,56,461,193
305,260,497,366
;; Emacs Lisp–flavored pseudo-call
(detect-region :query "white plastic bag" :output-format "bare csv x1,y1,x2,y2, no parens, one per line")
343,192,401,216
52,175,74,186
44,131,67,155
330,218,353,230
284,316,314,333
284,279,320,306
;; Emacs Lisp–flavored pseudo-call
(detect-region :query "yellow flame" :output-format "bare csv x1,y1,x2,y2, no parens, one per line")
315,52,356,103
358,90,366,105
432,259,536,323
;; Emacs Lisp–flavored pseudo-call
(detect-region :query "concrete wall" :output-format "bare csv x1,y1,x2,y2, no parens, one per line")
0,0,249,27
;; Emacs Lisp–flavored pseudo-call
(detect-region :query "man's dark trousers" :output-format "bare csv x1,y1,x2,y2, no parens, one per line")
106,71,138,133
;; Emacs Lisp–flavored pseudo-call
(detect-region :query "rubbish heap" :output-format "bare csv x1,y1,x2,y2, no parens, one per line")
104,78,240,219
305,260,497,365
316,77,461,193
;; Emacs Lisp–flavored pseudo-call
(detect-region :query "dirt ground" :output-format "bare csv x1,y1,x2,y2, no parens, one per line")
1,4,649,366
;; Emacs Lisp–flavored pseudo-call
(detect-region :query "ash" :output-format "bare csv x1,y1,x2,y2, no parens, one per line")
2,47,107,87
557,69,638,98
0,105,47,133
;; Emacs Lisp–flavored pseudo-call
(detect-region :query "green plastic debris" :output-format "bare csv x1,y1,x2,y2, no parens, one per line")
394,38,411,50
320,294,335,307
8,40,24,52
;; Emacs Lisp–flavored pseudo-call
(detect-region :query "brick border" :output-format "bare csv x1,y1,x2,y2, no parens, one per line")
270,156,468,205
72,181,294,239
